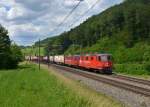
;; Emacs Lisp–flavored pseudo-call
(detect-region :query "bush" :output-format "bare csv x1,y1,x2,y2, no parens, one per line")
144,62,150,72
115,64,150,75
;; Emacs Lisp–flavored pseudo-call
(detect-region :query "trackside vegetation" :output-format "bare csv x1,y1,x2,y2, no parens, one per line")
0,63,124,107
22,46,45,56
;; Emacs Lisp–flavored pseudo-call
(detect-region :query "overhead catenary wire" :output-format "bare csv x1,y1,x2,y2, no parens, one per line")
69,0,100,28
51,0,83,33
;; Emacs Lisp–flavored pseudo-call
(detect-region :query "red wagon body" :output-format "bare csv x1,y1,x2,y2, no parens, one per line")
65,55,80,66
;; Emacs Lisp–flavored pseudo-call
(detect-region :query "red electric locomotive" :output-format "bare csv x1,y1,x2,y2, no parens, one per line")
64,53,112,73
79,54,112,73
65,55,80,66
64,56,72,65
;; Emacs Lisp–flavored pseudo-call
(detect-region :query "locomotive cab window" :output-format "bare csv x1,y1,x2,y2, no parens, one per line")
107,56,111,61
75,56,80,60
100,55,112,61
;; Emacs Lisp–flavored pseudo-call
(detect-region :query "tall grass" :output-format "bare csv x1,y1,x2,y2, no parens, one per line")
0,63,124,107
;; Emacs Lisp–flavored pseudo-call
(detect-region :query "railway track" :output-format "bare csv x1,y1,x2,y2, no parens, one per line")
51,64,150,97
111,74,150,86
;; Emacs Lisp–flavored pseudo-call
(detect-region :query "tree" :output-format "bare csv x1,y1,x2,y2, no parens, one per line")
0,24,23,69
0,25,11,69
11,44,23,62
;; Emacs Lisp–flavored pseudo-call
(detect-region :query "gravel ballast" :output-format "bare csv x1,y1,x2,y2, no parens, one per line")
49,65,150,107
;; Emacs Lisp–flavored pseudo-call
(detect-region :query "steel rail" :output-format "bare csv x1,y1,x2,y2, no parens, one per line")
52,64,150,97
112,75,150,86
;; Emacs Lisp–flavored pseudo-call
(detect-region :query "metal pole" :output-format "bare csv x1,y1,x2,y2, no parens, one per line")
73,42,75,55
80,45,82,55
39,39,41,70
48,52,50,68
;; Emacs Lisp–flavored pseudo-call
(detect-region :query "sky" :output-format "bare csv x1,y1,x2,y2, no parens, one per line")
0,0,123,46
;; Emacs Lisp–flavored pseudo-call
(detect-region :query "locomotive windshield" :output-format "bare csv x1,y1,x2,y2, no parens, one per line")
98,55,111,61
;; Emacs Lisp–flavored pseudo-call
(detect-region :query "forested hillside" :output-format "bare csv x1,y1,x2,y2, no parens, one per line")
36,0,150,74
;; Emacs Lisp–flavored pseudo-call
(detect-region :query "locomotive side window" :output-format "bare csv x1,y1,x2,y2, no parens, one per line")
98,56,101,61
86,57,88,60
91,57,94,60
75,56,80,60
74,57,76,60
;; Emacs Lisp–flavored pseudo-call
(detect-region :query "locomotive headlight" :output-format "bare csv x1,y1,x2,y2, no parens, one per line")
105,63,109,66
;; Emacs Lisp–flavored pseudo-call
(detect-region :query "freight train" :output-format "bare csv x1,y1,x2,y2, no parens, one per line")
26,53,113,74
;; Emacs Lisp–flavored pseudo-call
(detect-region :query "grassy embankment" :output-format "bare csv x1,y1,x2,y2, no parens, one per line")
114,64,150,79
0,63,124,107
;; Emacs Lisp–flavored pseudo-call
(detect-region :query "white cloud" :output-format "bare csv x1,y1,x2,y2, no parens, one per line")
0,0,123,46
15,0,52,11
7,5,25,20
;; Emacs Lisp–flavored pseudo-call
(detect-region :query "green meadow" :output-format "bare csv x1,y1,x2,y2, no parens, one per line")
0,63,124,107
